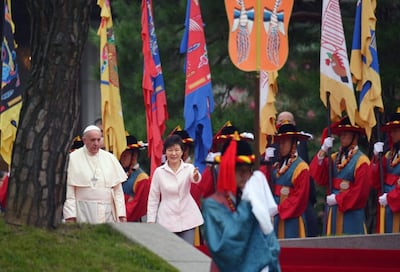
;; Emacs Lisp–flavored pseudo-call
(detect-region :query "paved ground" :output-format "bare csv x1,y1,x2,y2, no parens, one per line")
110,222,211,272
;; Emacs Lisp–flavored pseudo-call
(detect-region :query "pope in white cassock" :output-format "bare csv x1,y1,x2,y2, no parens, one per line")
63,125,127,223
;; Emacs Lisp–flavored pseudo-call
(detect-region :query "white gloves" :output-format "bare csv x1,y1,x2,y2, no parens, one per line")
321,137,334,153
240,132,254,141
270,206,279,217
205,152,220,163
264,147,276,162
379,193,388,206
326,193,337,206
373,142,384,156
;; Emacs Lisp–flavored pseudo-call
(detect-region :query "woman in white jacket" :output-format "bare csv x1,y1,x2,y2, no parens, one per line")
147,134,203,244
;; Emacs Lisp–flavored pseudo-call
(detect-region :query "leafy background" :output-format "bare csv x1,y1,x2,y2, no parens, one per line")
86,1,400,157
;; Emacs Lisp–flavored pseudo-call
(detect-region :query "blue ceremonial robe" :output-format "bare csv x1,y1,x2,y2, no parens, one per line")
202,195,281,272
122,168,146,196
327,150,366,235
382,155,400,233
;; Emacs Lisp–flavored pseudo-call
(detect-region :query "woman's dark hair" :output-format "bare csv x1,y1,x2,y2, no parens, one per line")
163,134,184,153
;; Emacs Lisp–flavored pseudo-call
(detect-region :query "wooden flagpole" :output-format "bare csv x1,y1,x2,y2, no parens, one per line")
326,92,333,192
254,71,260,169
374,107,385,234
374,107,385,193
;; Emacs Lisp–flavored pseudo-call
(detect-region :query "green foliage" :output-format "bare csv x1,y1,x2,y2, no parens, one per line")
88,0,400,147
375,3,400,115
212,103,255,133
89,0,256,142
0,217,177,271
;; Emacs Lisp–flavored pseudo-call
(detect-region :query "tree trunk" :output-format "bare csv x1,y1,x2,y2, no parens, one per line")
5,0,94,228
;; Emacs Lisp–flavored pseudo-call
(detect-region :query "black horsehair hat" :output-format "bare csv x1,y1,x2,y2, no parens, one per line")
213,135,256,165
214,121,238,142
216,133,255,195
169,125,194,145
381,107,400,132
71,136,84,151
330,116,365,135
273,122,311,142
125,134,146,150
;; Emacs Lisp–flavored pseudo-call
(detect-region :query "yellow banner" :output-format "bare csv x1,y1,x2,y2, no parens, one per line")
98,0,126,159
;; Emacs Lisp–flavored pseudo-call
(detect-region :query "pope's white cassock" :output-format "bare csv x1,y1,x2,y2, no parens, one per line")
63,146,127,224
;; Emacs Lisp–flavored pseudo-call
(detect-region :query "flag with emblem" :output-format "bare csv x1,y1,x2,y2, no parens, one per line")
0,0,23,166
97,0,126,159
350,0,383,140
180,0,214,173
224,0,294,72
320,0,357,125
142,0,168,175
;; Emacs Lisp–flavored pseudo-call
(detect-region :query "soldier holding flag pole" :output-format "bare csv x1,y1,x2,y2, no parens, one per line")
318,0,358,208
369,108,400,234
197,0,296,269
310,116,370,236
310,0,371,236
350,0,385,233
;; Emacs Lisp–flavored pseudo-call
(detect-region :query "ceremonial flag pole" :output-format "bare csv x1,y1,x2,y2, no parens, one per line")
180,0,214,173
320,0,359,215
142,0,168,175
224,0,293,166
350,0,384,141
97,0,126,159
254,73,260,168
326,92,333,192
350,0,384,232
258,70,278,155
1,0,23,167
258,70,278,172
320,0,358,125
374,106,386,234
374,107,384,193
